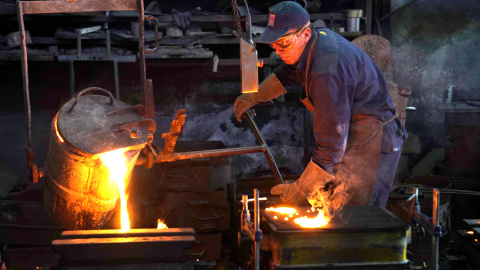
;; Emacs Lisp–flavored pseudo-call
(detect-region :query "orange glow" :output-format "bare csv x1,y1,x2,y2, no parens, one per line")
475,239,478,242
294,210,329,228
157,219,168,229
242,88,258,94
100,149,130,232
53,116,64,143
266,207,296,215
267,207,330,228
467,231,474,235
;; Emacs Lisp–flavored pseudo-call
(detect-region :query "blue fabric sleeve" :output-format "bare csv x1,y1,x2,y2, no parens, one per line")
308,73,350,172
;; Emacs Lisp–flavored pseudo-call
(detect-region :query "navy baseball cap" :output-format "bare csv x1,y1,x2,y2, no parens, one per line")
258,1,310,44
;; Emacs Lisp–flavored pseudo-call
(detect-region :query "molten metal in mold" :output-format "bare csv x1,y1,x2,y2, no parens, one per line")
266,206,329,228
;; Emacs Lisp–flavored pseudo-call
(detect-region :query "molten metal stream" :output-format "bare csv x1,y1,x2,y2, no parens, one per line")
100,149,130,231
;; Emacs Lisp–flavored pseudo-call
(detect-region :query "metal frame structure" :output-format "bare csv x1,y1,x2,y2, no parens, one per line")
17,0,284,185
17,0,156,183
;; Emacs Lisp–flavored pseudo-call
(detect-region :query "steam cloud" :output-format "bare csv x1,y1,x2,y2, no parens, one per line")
307,180,349,220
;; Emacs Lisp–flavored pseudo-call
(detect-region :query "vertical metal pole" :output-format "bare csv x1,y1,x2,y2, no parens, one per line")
113,59,120,99
254,189,260,270
69,60,75,97
137,0,147,111
76,30,82,59
366,0,372,34
432,188,440,270
17,3,32,150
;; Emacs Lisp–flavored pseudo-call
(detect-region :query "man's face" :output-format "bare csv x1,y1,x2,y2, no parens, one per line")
270,24,311,65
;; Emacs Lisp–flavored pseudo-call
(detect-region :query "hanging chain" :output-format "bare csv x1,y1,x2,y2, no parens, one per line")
231,0,243,39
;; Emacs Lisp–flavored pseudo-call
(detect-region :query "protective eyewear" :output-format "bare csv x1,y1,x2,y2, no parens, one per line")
270,22,310,50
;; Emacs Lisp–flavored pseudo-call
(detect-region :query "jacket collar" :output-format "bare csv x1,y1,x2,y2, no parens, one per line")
290,29,318,72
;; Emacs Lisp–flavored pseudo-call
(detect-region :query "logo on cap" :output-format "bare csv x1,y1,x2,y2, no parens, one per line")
268,14,275,26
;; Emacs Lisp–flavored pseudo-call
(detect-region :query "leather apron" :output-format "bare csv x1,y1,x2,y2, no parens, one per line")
333,115,383,205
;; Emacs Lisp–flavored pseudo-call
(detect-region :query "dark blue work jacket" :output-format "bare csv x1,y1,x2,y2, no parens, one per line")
273,28,406,173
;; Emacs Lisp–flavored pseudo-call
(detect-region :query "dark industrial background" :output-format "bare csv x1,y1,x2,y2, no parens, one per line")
0,0,479,269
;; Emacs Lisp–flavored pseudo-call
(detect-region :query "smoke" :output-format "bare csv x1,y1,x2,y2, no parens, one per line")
307,179,349,220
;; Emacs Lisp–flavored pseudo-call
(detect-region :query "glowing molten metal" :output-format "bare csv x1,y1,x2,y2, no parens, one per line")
266,207,330,228
157,219,168,229
100,149,130,231
53,115,64,143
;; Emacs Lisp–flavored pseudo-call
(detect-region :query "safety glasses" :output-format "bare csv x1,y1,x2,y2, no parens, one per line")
270,22,310,50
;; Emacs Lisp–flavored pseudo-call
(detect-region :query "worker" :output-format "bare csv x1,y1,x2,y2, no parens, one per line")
233,1,407,208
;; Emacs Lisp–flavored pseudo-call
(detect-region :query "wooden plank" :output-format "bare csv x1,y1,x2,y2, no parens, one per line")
19,0,138,15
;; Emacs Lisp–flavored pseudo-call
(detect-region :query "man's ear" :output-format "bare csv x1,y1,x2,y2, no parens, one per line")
304,27,312,42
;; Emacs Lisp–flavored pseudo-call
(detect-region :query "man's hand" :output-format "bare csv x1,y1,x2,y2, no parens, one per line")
270,160,334,205
232,73,286,122
233,94,257,122
271,181,309,205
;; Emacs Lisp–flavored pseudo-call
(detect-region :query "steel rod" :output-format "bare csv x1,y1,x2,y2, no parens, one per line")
254,188,260,270
245,110,284,184
432,189,440,270
154,146,265,163
417,188,480,196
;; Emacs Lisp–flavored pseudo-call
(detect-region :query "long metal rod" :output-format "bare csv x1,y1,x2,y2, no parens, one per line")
153,146,265,163
17,3,31,150
254,188,260,270
245,110,284,184
432,189,440,270
418,188,480,196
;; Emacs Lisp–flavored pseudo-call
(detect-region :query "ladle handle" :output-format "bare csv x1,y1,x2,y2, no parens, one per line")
68,87,114,114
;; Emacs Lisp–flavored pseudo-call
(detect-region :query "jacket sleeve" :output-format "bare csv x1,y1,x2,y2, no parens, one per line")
308,72,351,173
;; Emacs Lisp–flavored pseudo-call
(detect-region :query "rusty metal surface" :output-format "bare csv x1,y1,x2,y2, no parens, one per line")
43,126,140,229
58,92,151,155
52,235,195,263
352,35,393,81
19,0,137,14
60,228,194,239
240,38,259,93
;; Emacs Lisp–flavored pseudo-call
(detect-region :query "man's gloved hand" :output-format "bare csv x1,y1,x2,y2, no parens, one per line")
172,11,192,28
233,73,286,122
271,160,334,205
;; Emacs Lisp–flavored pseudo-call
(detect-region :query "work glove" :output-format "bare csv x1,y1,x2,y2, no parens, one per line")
233,73,286,122
270,160,335,205
172,10,192,28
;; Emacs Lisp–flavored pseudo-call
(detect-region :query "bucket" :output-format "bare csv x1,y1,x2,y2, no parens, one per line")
44,123,141,229
43,88,153,229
